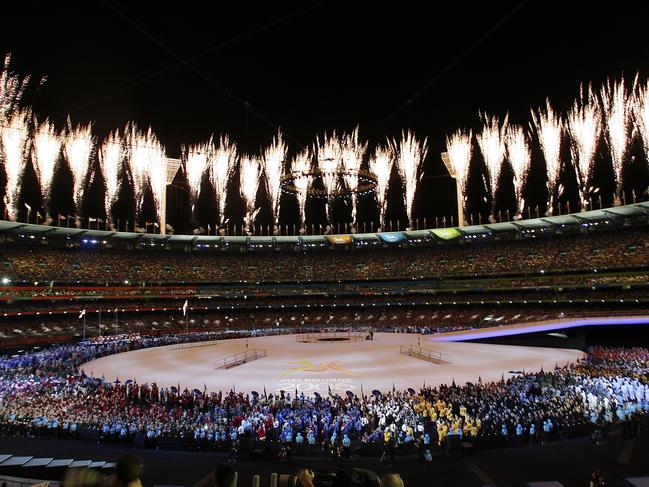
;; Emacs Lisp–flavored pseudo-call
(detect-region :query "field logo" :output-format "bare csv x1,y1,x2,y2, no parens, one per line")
278,358,358,377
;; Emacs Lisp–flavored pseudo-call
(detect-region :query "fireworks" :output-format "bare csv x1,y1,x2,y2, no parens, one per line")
445,129,473,195
600,78,631,196
291,149,311,229
477,114,509,206
1,108,30,221
262,131,287,225
32,119,62,211
316,132,343,223
0,54,33,123
391,130,428,228
209,135,237,227
146,135,167,229
505,125,530,216
531,100,563,210
126,125,153,216
633,79,649,160
341,127,367,226
568,85,601,208
99,131,124,217
64,122,94,213
239,156,261,231
368,145,393,230
184,140,211,211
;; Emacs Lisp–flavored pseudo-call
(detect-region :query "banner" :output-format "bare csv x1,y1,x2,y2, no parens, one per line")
431,228,460,240
378,233,405,243
325,235,352,245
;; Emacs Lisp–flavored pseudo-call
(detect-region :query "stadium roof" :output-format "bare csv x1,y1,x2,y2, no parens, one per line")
0,203,647,252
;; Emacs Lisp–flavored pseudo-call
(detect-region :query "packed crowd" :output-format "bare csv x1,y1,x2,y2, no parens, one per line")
3,305,645,346
1,227,647,284
0,332,647,457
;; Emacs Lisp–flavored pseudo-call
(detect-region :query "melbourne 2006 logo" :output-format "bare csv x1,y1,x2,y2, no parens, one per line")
275,359,359,393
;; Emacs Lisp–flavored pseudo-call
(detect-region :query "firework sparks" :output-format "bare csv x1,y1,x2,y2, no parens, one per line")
64,122,94,214
209,135,237,227
291,149,311,229
505,125,530,216
126,125,152,216
477,114,509,207
184,140,211,211
1,108,30,221
368,145,393,230
445,128,473,216
633,79,649,161
531,100,563,210
32,119,61,211
262,131,287,225
0,54,33,123
316,132,343,223
99,131,124,218
239,155,261,232
600,78,631,196
341,127,368,227
391,130,428,228
568,85,601,209
145,134,167,229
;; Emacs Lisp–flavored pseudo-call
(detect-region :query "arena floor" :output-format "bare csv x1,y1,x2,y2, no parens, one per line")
81,332,584,396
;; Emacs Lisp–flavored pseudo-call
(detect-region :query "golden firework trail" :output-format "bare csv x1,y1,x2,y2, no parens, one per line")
600,78,631,196
184,139,211,211
341,127,367,227
368,145,394,231
32,119,62,212
239,155,262,232
291,149,311,230
209,135,237,227
99,131,124,218
531,100,563,211
1,108,30,221
391,130,428,228
505,124,531,216
477,113,509,210
262,130,287,225
445,129,473,220
568,84,601,209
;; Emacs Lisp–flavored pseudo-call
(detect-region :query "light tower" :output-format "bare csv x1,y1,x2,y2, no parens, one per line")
440,152,464,227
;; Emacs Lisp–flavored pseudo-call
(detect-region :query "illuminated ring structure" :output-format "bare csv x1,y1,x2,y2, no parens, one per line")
280,168,378,198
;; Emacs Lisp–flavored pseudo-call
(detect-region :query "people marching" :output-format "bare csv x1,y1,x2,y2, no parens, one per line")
0,335,647,462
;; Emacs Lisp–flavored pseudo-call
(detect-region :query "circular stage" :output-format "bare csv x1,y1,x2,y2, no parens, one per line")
82,333,584,396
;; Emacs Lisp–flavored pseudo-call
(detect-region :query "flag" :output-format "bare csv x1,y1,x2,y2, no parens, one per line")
263,385,267,399
182,300,188,316
58,214,65,221
79,309,86,319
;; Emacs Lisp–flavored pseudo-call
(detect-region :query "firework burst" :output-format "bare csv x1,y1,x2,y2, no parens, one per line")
633,78,649,161
1,108,30,220
568,85,601,209
99,131,124,219
145,135,167,229
262,130,287,226
368,145,393,230
341,127,367,227
391,130,428,228
32,119,61,212
0,54,34,123
531,100,563,212
477,114,509,211
505,125,531,217
209,135,237,227
239,155,261,232
184,139,211,212
445,129,473,221
126,125,153,216
316,132,343,223
291,149,311,230
64,122,94,214
600,78,631,196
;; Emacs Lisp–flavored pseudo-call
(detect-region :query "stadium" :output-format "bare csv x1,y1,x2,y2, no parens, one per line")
2,3,649,487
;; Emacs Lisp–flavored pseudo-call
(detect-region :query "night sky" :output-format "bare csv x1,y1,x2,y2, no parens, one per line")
2,1,649,233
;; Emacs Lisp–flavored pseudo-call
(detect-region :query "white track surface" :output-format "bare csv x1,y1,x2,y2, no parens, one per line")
82,333,584,396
